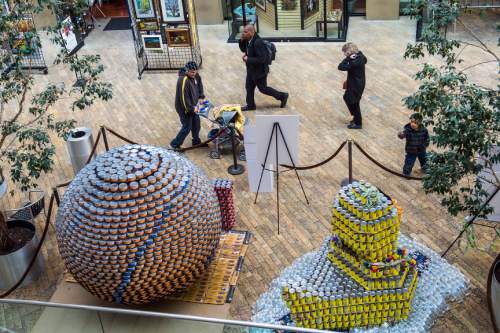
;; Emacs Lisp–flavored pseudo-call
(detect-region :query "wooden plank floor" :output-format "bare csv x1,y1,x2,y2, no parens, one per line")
1,11,499,333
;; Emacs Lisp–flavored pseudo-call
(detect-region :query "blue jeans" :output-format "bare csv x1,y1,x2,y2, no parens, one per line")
403,151,427,176
170,111,201,147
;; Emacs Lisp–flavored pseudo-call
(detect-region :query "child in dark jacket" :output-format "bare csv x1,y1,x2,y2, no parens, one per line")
398,113,430,176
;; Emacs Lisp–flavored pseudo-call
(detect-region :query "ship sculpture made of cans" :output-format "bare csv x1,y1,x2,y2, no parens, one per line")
281,182,418,330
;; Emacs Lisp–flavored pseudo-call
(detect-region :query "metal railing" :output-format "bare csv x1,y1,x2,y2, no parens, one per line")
0,298,337,333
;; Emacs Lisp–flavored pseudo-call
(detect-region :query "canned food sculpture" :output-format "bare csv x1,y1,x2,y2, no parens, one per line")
282,182,418,330
56,145,222,304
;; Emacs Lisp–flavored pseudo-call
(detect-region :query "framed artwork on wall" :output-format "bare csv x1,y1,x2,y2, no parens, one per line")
255,0,267,11
133,0,155,18
160,0,186,23
255,0,266,11
142,34,163,49
137,20,159,31
282,0,297,10
166,28,191,47
303,0,319,18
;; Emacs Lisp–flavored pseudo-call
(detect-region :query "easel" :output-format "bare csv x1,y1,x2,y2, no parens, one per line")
254,122,309,234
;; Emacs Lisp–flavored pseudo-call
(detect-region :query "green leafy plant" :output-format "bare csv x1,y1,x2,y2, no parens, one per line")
403,2,499,249
0,0,112,252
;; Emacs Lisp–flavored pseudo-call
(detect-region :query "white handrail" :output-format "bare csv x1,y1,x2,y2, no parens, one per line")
0,298,338,333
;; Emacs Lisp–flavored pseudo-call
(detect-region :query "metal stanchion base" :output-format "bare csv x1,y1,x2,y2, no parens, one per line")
340,178,358,186
228,164,245,175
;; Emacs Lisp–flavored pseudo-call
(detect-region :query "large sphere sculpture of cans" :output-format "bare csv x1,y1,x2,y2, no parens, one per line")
56,145,222,304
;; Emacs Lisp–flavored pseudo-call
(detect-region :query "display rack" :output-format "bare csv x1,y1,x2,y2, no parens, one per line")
127,0,202,79
2,13,48,75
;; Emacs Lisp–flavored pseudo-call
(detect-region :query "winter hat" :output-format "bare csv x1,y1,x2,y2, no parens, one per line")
410,113,423,123
184,61,198,71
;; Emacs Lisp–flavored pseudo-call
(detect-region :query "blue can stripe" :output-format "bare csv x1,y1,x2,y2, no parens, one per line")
112,175,191,303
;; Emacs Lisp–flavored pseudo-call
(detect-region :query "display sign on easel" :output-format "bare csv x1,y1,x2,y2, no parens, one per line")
255,115,299,167
60,17,79,53
253,114,309,234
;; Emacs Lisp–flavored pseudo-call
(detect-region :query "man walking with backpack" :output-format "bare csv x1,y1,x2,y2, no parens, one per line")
239,24,288,111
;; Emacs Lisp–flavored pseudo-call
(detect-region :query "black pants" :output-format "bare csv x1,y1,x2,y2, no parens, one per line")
403,151,427,176
246,75,286,108
344,96,362,126
170,111,201,147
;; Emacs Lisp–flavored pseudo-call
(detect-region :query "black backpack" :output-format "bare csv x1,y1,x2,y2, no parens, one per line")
262,40,276,65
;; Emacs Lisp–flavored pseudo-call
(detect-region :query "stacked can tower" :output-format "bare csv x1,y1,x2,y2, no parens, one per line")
56,145,222,305
212,179,235,231
281,181,418,330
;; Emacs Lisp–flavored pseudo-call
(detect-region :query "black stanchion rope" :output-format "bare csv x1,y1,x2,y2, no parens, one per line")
281,140,348,170
353,141,423,181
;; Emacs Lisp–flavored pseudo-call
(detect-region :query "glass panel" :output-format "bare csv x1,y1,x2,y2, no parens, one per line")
228,0,257,40
399,0,411,14
257,0,319,39
1,301,337,333
347,0,364,15
325,0,344,39
0,303,103,333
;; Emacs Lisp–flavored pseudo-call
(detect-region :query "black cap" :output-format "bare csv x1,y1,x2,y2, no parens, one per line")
410,113,423,123
184,61,198,71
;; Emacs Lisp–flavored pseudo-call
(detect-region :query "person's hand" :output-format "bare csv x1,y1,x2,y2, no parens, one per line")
242,55,248,62
194,105,200,113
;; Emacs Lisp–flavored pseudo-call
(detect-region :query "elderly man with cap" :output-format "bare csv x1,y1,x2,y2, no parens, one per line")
170,61,206,150
239,24,288,111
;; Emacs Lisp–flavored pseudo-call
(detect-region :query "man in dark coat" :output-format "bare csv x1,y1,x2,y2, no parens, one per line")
338,43,367,129
239,24,288,111
398,113,430,176
170,61,206,150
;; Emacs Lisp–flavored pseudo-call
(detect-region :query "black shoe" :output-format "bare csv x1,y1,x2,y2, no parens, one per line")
241,105,256,112
280,93,289,108
193,141,209,148
347,123,362,129
169,143,181,151
349,119,355,125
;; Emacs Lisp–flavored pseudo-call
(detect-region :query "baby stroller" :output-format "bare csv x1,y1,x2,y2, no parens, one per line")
199,103,247,160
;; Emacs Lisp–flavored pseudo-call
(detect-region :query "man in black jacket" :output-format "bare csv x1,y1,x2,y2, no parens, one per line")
398,113,430,176
338,43,367,129
170,61,205,150
239,24,288,111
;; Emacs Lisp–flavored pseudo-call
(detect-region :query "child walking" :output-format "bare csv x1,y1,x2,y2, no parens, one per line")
398,113,430,176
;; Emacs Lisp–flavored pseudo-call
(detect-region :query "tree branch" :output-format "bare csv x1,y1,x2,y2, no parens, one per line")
456,40,489,54
457,18,500,62
0,80,30,151
484,160,500,187
460,60,498,73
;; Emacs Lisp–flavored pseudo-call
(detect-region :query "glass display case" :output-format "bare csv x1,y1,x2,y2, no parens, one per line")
227,0,348,42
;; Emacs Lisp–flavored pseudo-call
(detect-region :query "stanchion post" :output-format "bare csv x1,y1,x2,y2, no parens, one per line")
348,139,353,183
227,126,245,175
101,127,110,152
53,187,61,206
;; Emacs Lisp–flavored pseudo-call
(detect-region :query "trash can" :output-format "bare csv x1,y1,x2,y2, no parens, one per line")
66,127,94,175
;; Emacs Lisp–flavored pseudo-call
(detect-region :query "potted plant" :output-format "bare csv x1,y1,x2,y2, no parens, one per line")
0,0,112,291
